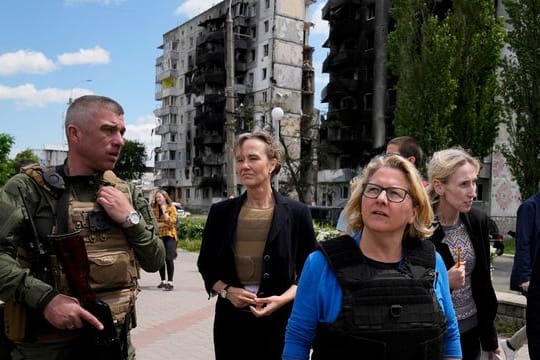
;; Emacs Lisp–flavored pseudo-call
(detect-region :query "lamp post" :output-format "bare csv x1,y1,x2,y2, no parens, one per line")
68,79,92,105
224,0,237,198
271,107,284,190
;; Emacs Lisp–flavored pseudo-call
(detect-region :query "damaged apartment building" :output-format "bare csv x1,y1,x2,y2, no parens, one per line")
317,0,395,207
154,0,317,209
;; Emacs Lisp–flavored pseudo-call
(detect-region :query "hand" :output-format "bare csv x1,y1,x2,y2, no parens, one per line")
520,281,530,292
249,295,283,318
43,294,103,331
96,185,133,224
223,286,257,309
448,261,466,289
487,347,502,360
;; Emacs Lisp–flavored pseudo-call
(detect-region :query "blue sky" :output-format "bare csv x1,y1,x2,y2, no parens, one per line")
0,0,329,161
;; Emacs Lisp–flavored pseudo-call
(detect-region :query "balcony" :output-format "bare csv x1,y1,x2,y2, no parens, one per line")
322,0,363,20
194,110,225,126
162,86,182,97
193,174,225,188
196,51,225,66
154,106,179,118
194,133,224,146
153,124,178,135
156,69,179,82
154,178,178,188
193,154,223,167
154,160,182,170
196,31,225,46
323,50,359,73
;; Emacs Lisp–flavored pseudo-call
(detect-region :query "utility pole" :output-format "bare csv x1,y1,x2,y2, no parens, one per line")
224,0,237,197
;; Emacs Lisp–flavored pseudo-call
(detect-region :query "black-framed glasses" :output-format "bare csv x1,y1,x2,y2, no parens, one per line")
362,183,410,203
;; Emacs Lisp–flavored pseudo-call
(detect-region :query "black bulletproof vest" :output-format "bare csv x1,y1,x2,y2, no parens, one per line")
312,235,447,360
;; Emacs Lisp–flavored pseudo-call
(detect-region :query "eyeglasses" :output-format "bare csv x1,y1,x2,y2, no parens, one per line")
362,183,410,203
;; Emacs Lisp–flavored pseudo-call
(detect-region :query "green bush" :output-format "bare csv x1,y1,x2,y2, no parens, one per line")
177,217,205,252
176,218,341,253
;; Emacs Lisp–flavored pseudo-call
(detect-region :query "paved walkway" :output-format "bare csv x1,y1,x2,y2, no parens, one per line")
131,250,530,360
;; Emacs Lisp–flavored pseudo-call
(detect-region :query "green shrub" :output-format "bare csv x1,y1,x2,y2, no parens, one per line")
177,217,205,252
176,219,341,253
313,221,340,242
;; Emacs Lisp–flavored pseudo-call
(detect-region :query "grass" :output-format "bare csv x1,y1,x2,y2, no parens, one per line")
503,238,516,255
496,317,525,337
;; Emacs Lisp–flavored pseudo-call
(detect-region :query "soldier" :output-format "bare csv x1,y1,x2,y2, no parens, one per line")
0,95,165,359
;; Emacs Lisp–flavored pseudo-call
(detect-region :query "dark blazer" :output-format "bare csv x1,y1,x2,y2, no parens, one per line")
428,207,498,352
511,191,540,292
197,189,317,301
521,192,540,357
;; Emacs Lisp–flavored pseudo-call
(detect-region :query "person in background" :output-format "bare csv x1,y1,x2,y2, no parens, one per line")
335,176,360,236
387,135,429,187
283,154,461,360
197,130,318,360
386,136,425,167
426,148,501,360
508,189,540,359
152,190,178,291
0,95,165,359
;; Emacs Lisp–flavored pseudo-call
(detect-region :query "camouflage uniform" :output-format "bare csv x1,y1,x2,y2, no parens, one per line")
0,165,165,359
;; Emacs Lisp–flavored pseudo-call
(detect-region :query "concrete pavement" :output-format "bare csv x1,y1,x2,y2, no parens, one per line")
131,251,530,359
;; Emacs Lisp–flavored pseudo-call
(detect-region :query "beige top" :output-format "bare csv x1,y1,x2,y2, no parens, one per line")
235,206,274,286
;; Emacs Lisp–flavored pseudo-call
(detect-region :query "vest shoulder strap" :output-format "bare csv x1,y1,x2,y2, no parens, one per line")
21,164,63,198
319,235,436,276
318,235,363,273
102,170,131,199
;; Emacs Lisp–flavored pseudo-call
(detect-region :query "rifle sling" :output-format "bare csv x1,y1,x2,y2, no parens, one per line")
54,165,69,234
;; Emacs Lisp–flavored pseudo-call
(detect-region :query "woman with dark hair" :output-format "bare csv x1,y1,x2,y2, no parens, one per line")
197,130,317,360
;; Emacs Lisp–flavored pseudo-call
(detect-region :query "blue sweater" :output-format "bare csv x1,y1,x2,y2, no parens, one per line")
283,237,462,360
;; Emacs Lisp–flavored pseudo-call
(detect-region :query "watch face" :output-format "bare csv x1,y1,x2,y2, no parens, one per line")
128,212,140,225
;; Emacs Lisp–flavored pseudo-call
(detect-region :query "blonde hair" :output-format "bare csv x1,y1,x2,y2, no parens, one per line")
426,148,480,208
344,154,434,240
234,130,282,177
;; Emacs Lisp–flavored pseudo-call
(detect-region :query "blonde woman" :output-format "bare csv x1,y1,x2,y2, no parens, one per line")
284,154,461,360
152,190,178,291
197,131,317,360
427,148,501,359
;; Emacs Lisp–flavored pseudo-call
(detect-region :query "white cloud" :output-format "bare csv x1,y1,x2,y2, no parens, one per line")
0,84,93,107
310,2,328,36
0,50,57,76
125,114,161,164
174,0,217,18
57,46,111,66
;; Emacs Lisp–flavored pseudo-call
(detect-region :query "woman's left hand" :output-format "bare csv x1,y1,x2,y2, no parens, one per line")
487,347,502,360
249,295,282,318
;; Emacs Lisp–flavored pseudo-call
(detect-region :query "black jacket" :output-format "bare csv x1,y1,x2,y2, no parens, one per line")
197,189,317,300
428,207,498,352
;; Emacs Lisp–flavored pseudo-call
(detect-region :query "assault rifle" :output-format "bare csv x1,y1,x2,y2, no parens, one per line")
49,231,127,360
17,186,52,285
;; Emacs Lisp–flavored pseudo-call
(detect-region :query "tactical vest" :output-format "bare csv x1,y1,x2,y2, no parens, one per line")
312,235,447,360
5,165,139,343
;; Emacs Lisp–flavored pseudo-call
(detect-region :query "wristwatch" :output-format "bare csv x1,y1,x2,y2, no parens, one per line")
220,284,231,299
122,211,140,228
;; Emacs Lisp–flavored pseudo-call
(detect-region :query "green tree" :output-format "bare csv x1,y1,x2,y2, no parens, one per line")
498,0,540,200
0,134,14,187
387,0,505,159
115,139,147,180
12,149,40,173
